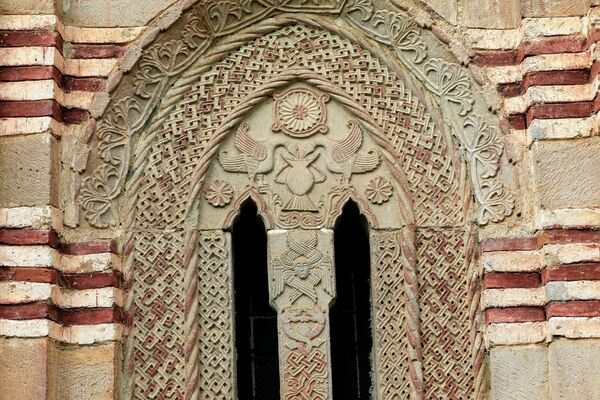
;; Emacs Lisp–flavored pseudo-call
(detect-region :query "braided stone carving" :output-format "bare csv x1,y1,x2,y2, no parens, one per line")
197,231,235,399
268,230,336,400
79,2,503,399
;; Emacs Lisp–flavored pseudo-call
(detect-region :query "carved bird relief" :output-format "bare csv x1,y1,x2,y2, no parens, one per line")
322,120,381,182
218,122,278,181
271,232,334,305
275,143,326,211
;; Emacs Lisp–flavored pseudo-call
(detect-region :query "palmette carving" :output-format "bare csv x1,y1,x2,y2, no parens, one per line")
78,3,517,399
343,0,514,224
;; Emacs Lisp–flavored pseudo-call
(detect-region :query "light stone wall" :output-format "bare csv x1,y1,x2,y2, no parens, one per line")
1,0,600,399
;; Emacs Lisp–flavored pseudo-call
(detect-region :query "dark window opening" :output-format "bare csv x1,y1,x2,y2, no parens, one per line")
330,201,374,400
232,201,280,400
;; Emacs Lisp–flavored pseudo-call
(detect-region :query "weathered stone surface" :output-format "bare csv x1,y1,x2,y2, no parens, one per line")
460,0,521,28
0,133,58,208
0,0,55,14
548,339,600,399
48,342,115,400
522,0,591,17
58,0,177,27
534,137,600,209
429,0,458,25
490,344,548,400
0,337,47,400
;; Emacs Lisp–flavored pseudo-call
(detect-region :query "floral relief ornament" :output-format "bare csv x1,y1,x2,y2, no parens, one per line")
365,176,393,204
272,87,330,138
205,179,234,207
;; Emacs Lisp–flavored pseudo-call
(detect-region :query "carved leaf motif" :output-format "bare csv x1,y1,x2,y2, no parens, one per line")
371,10,426,63
462,115,502,179
182,7,210,47
478,180,515,224
79,165,120,227
345,0,374,20
97,97,139,165
424,58,474,115
206,0,253,33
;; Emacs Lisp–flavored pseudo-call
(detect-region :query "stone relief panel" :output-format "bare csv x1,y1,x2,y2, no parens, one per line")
132,232,187,399
417,228,473,400
76,0,515,232
77,19,489,231
68,2,505,399
267,229,336,400
198,82,406,230
130,23,464,232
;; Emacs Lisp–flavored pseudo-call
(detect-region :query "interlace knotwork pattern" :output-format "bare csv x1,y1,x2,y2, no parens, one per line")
417,228,472,400
197,231,235,399
133,232,186,399
134,24,462,230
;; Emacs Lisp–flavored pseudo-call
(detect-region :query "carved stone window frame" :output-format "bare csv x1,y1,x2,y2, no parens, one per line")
69,1,502,399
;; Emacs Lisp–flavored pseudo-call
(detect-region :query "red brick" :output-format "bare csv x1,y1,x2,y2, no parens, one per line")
62,76,105,92
527,101,593,121
59,240,113,255
0,267,58,284
546,301,600,317
485,307,546,323
484,272,541,289
49,306,122,325
542,230,600,245
71,44,126,59
525,36,586,55
0,66,60,83
0,100,58,118
498,69,590,98
508,114,527,129
471,50,519,66
0,302,48,320
481,236,540,252
541,263,600,283
0,229,57,246
61,270,121,290
61,107,89,124
0,31,62,53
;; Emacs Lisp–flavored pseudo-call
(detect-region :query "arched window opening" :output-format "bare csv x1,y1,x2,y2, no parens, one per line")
232,201,280,399
330,201,374,399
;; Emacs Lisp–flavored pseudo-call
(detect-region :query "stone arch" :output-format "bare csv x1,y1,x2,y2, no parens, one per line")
71,1,514,399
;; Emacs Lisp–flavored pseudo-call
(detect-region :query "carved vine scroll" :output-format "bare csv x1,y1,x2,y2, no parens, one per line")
343,0,514,224
78,1,514,231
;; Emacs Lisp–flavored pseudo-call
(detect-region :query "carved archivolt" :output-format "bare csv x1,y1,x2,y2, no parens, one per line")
77,0,514,231
73,1,504,399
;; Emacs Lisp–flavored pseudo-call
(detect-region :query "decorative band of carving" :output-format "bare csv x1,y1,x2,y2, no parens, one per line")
465,228,487,399
183,69,415,227
197,231,235,399
82,6,513,232
370,229,423,400
400,227,424,400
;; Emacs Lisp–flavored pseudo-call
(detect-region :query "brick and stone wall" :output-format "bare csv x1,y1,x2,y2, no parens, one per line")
1,0,599,399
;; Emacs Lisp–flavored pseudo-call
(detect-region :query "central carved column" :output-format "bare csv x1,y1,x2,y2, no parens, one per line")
267,229,336,400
